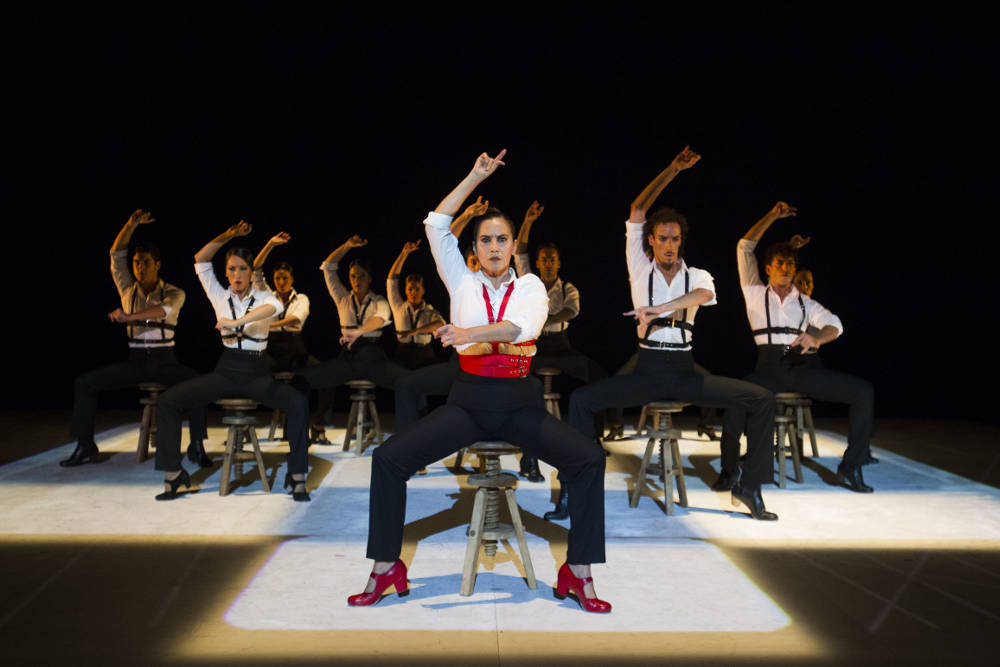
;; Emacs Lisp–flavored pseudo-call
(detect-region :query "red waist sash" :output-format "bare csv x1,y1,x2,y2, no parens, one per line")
458,340,536,378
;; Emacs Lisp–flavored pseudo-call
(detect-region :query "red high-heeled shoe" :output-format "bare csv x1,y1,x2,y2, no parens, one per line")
554,563,611,613
347,559,409,606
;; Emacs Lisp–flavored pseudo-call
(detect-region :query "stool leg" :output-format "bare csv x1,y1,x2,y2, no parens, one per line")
553,401,561,421
268,407,281,440
671,438,687,507
221,426,236,496
636,405,648,436
804,406,819,457
461,488,488,596
370,399,382,446
661,437,674,516
343,399,359,452
630,438,656,508
354,400,367,455
789,421,804,483
776,423,787,489
248,427,270,492
453,448,465,471
505,488,537,589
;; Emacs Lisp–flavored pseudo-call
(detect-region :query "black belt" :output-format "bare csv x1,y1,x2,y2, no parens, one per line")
639,340,692,350
222,347,267,358
649,318,694,333
751,326,802,336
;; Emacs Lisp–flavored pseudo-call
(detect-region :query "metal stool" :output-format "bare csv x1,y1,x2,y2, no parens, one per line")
217,399,270,496
266,372,295,441
635,400,690,436
343,380,382,454
774,414,802,487
461,441,537,596
776,392,818,457
630,427,688,514
136,383,166,463
535,367,561,420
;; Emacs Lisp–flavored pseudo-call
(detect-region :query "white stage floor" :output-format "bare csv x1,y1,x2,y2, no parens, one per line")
3,422,999,636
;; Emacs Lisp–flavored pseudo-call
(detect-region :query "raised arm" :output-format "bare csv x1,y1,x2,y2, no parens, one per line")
216,303,278,332
435,150,506,217
515,200,544,247
322,235,367,267
629,146,701,223
253,232,290,271
195,220,252,263
450,196,490,237
111,209,155,253
321,235,367,301
387,241,421,280
742,201,798,243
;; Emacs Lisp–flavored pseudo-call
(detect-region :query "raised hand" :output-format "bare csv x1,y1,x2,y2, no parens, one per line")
401,240,421,255
127,209,155,226
227,220,253,237
269,232,291,246
789,233,811,249
770,201,798,220
523,200,544,225
470,149,507,181
346,235,368,248
463,195,490,219
671,146,701,171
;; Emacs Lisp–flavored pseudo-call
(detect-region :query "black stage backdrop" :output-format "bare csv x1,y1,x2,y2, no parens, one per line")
4,6,995,422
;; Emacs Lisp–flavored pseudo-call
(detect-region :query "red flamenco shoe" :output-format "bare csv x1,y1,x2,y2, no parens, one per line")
347,559,409,606
554,563,611,613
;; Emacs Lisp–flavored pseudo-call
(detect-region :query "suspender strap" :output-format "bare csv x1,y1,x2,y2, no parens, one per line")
483,281,516,354
643,269,691,344
127,285,172,342
351,294,370,328
228,294,257,350
758,290,807,343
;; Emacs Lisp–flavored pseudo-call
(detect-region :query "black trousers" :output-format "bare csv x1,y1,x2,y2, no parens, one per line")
298,342,408,425
368,371,607,564
568,349,776,487
533,331,607,385
720,346,875,475
393,341,438,371
393,354,460,432
155,349,310,474
71,348,207,443
266,331,310,372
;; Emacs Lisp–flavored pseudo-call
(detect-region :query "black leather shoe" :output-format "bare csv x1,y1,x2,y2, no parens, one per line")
519,456,544,483
544,485,569,521
186,440,212,468
837,467,874,493
862,452,880,466
710,470,736,492
59,440,99,467
603,424,625,441
697,424,721,441
284,472,311,502
309,425,330,445
731,483,778,520
155,469,191,500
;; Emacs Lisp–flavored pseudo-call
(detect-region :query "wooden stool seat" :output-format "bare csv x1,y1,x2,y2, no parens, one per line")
775,392,819,458
461,441,536,597
267,372,295,441
216,399,270,496
630,427,687,514
343,380,382,454
636,401,690,436
773,414,802,488
136,383,167,463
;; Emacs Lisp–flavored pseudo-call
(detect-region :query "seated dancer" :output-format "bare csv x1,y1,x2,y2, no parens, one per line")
64,209,208,468
349,149,610,612
513,200,607,486
154,221,311,501
717,202,876,492
392,196,490,434
253,232,312,371
386,240,446,370
299,236,406,444
566,146,779,520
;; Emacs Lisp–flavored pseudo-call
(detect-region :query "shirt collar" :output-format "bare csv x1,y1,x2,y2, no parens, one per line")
136,279,165,299
475,267,516,292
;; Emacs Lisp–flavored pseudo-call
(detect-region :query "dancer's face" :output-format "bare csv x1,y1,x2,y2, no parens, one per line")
765,254,797,289
349,265,371,295
273,269,294,294
226,256,252,294
132,252,161,286
793,269,813,296
474,217,517,278
648,222,682,268
536,248,560,282
405,279,425,306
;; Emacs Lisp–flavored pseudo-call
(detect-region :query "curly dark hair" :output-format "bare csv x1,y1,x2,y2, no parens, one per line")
641,207,689,258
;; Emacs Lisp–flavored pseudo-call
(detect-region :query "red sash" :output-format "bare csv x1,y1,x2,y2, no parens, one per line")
459,281,535,378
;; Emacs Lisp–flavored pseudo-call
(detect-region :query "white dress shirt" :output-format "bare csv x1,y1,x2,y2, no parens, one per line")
111,250,185,349
387,278,444,345
513,253,580,334
252,270,310,333
319,261,392,340
424,212,547,352
195,262,282,352
737,239,843,346
625,221,716,351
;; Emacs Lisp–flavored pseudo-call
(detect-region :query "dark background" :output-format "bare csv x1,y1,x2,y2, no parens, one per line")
5,5,995,421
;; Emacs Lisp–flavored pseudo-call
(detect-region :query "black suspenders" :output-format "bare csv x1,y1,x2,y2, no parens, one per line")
127,285,175,343
752,290,807,344
641,268,694,348
346,295,370,330
222,295,268,348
